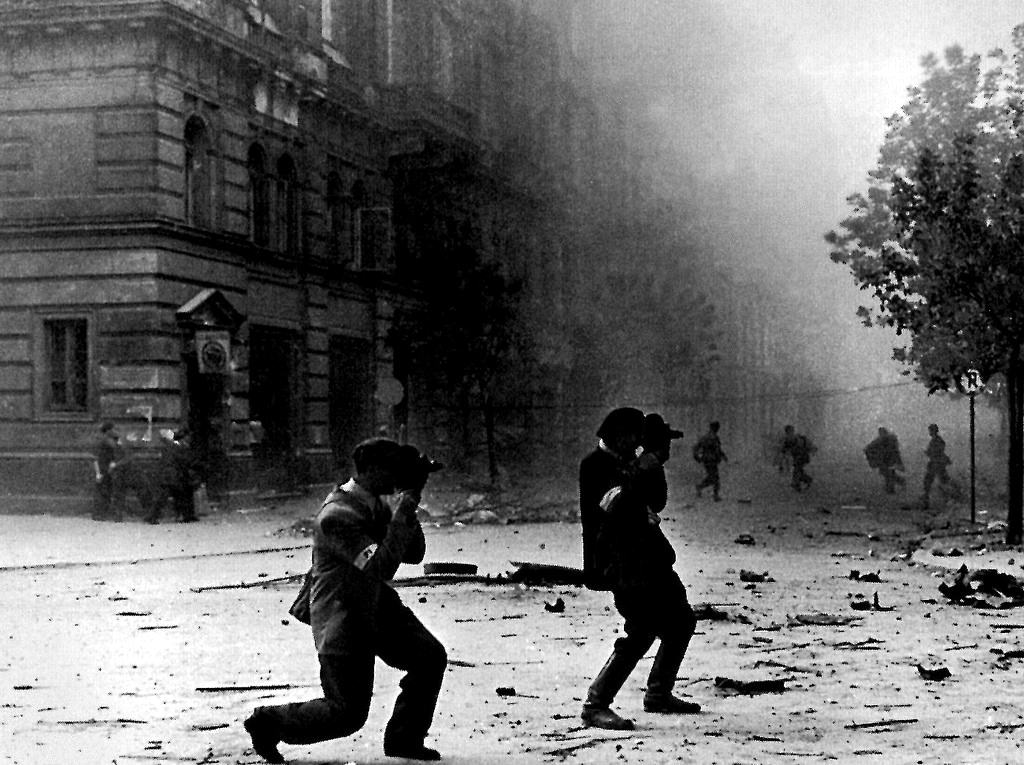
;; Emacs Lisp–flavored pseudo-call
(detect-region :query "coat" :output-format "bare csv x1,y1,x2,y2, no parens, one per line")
580,446,676,591
300,479,425,655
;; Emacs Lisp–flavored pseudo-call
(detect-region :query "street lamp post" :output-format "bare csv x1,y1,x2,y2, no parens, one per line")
961,368,983,524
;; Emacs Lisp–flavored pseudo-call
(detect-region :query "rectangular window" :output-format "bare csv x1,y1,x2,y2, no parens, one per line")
44,318,88,411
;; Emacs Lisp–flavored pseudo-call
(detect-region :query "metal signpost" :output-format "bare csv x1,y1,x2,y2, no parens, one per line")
961,368,983,524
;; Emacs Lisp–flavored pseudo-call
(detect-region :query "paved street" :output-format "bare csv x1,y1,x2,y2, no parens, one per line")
3,465,1024,764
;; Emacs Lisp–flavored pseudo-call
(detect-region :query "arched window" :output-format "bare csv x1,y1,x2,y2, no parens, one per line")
326,171,354,265
276,154,299,254
247,144,270,247
184,116,213,228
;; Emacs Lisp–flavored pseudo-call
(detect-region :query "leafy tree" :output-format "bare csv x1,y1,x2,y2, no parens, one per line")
391,244,532,482
826,33,1024,543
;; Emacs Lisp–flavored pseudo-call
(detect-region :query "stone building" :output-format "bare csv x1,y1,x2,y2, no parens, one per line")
0,0,608,510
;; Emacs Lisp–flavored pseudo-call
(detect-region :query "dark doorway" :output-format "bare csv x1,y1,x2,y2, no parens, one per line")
249,325,299,492
329,335,374,472
185,351,229,503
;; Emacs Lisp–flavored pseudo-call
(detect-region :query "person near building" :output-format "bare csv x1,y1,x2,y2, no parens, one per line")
780,425,815,492
243,438,446,763
693,421,727,501
146,428,200,524
922,423,953,508
579,407,700,732
91,421,124,522
864,427,906,494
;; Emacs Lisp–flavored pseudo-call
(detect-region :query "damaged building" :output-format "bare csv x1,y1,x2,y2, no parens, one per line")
0,0,618,510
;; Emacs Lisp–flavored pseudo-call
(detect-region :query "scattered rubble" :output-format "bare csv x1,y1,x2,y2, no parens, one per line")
714,676,787,695
850,592,894,612
916,664,951,681
544,597,566,613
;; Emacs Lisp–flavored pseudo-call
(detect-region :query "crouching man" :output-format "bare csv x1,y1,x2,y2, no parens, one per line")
244,438,447,763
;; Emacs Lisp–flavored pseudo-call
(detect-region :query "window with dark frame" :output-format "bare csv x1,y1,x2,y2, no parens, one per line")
276,154,299,254
248,143,271,247
44,318,88,412
184,116,213,228
326,171,354,265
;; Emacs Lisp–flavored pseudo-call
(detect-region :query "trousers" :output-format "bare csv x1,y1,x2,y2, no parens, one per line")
257,597,447,748
586,569,696,708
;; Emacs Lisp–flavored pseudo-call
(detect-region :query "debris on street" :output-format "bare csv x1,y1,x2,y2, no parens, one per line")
850,592,894,612
714,676,787,695
916,664,951,681
544,597,566,613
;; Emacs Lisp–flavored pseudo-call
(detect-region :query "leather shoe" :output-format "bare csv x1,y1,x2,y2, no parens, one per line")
383,742,442,760
581,706,635,730
643,694,701,714
244,712,284,764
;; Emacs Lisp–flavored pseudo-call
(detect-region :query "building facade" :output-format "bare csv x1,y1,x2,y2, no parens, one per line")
0,0,604,509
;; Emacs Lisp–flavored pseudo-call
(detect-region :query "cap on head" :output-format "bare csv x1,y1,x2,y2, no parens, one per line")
351,437,404,473
596,407,645,441
643,413,684,442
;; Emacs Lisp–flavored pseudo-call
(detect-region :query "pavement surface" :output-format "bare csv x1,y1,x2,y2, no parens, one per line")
3,462,1024,764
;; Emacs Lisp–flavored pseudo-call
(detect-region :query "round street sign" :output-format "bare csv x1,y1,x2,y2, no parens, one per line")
960,368,983,395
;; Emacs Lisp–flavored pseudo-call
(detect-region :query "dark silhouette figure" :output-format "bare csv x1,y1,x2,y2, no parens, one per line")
146,428,200,524
91,422,124,522
922,423,953,508
780,425,814,492
693,421,727,501
864,427,905,494
579,408,699,732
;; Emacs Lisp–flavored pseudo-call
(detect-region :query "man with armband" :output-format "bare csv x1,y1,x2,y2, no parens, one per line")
243,438,446,763
579,408,700,731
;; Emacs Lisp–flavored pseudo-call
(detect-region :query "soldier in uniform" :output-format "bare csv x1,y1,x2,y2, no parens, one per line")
579,408,700,731
693,421,727,501
243,438,446,763
922,423,953,508
864,427,905,494
780,425,815,492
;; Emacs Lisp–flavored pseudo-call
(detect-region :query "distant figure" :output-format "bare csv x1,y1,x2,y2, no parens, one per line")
693,421,727,501
921,423,953,508
771,429,792,475
146,428,200,524
780,425,815,492
864,427,905,494
91,421,124,522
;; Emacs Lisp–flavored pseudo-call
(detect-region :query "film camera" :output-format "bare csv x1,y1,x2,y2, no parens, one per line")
394,444,444,490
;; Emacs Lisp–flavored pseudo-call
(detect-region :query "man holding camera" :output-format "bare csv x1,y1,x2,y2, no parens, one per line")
580,408,700,731
244,438,447,763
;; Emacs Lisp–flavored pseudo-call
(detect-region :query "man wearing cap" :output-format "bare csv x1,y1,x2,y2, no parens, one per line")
243,438,447,763
579,408,700,731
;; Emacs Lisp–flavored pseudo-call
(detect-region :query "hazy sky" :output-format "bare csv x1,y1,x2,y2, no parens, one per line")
588,1,1024,383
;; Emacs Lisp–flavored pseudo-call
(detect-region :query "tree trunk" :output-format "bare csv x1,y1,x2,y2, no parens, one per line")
1007,352,1023,545
482,390,499,485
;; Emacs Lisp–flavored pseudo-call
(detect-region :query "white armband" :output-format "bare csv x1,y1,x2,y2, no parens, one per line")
599,486,623,512
353,543,379,570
